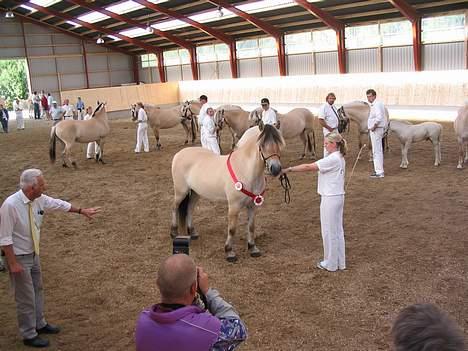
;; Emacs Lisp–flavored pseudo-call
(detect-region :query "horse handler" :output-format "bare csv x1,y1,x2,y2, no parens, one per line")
134,102,149,153
283,132,346,272
0,169,100,348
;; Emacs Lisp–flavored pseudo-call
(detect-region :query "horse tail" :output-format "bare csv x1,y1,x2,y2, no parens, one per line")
306,131,312,153
49,127,57,163
190,117,196,142
178,191,191,235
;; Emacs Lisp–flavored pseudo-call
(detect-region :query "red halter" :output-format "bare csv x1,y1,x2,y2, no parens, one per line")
226,152,265,206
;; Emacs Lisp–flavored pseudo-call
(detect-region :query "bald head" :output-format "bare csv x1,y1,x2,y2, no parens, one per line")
157,254,197,302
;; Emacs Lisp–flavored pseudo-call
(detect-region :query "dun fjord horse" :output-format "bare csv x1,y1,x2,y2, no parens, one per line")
131,103,196,149
49,102,109,168
338,101,390,158
214,105,249,149
389,120,442,169
249,107,316,159
454,103,468,169
171,125,284,262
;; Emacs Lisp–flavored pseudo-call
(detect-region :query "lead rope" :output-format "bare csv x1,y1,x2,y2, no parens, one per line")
279,173,292,204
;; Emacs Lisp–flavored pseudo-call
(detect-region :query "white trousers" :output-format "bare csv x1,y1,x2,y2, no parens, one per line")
16,111,24,129
370,128,384,175
204,136,220,155
200,132,207,148
135,123,149,152
319,195,346,271
86,142,100,159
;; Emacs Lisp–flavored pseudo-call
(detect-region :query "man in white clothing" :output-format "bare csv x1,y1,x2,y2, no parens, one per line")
202,107,220,155
14,98,25,130
0,169,99,347
135,102,149,153
62,99,75,120
318,92,339,157
198,95,211,148
366,89,386,178
260,98,278,128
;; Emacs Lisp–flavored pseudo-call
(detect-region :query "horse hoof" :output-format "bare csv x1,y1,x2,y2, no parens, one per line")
62,164,68,168
184,140,188,145
100,159,106,164
226,255,237,263
400,165,407,169
250,251,262,258
457,165,463,169
190,234,199,240
299,154,305,160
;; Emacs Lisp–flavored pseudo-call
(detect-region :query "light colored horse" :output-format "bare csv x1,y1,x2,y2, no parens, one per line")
131,103,196,149
214,105,249,149
49,102,109,168
389,120,442,168
249,107,316,159
454,103,468,169
337,101,390,158
171,125,285,262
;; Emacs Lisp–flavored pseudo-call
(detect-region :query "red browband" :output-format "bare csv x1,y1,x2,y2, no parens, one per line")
227,152,265,206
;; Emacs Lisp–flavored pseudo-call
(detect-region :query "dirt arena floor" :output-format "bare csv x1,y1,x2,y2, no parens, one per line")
0,117,466,351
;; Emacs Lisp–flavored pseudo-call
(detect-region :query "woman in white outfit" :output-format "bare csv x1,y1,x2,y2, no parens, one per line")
135,102,149,153
283,132,346,272
13,99,24,130
84,106,100,159
202,107,220,155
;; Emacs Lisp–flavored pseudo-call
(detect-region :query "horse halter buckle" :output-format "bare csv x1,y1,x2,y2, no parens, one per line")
234,181,243,191
253,195,264,206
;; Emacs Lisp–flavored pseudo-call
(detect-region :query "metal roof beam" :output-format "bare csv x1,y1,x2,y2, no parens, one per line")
65,0,199,80
208,0,286,76
132,0,238,78
387,0,420,22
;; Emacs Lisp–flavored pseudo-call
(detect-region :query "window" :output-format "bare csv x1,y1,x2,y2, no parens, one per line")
236,39,259,59
197,45,217,63
141,54,157,68
313,29,337,51
422,14,465,43
259,37,277,57
163,49,189,66
345,24,380,49
214,44,229,61
179,49,190,65
285,32,313,54
380,20,412,46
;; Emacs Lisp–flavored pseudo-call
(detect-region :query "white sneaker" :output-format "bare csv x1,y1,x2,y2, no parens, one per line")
369,173,384,178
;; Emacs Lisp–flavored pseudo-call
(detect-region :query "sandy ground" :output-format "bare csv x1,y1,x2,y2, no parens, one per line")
0,117,466,351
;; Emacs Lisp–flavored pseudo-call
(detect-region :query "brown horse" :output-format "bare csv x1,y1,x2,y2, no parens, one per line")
49,102,109,168
171,124,285,262
214,105,249,149
249,107,316,159
131,103,196,149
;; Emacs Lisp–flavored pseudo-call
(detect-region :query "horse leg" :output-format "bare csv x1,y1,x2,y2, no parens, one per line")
432,139,440,166
464,143,468,163
225,205,241,262
181,122,189,145
186,192,200,240
310,130,317,159
400,142,410,169
457,142,464,169
97,139,106,164
171,187,190,238
246,205,261,257
64,143,77,169
299,132,306,159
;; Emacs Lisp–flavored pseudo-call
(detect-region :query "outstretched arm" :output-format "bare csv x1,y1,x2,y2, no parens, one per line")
283,163,319,174
68,206,101,219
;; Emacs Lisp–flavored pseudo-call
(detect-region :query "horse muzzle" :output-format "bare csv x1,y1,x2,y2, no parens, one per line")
267,160,282,177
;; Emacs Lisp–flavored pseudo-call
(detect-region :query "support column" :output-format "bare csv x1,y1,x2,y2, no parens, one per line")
132,55,140,84
412,18,422,71
156,52,166,83
336,28,346,74
229,42,238,79
276,35,287,76
189,47,199,80
20,20,33,94
82,41,90,89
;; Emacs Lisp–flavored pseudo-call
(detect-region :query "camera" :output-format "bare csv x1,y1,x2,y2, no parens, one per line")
172,236,190,255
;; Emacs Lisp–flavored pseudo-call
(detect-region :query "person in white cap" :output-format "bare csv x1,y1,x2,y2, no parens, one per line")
134,102,149,153
198,95,211,148
260,98,278,128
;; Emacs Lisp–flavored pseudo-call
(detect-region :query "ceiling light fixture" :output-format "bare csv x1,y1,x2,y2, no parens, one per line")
96,35,104,44
146,22,154,34
5,10,15,18
217,6,223,18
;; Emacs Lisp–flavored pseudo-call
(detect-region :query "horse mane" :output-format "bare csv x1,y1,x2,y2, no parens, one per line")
257,125,285,149
395,119,412,125
92,102,105,117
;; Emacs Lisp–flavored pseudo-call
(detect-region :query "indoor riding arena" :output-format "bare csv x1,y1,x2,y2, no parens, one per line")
0,1,467,351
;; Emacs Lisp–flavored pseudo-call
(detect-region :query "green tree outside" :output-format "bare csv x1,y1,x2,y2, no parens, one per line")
0,59,29,110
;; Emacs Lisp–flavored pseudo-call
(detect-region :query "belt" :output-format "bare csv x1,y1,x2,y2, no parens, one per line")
15,252,35,257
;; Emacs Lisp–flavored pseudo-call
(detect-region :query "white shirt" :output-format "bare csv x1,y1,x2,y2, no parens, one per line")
198,103,210,128
13,101,22,112
0,190,71,255
138,108,148,124
367,100,386,129
316,151,345,196
318,103,339,136
47,96,53,107
262,108,277,126
203,116,217,139
63,104,75,118
84,113,92,121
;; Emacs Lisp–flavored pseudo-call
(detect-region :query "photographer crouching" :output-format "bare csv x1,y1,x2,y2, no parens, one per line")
135,254,247,351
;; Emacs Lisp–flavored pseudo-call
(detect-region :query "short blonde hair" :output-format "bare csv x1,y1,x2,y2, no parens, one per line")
326,132,347,156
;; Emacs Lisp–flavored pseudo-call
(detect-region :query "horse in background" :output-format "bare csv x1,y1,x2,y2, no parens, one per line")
171,125,284,262
131,103,196,149
389,120,442,169
49,102,110,168
249,107,316,159
214,105,249,150
337,101,390,159
454,103,468,169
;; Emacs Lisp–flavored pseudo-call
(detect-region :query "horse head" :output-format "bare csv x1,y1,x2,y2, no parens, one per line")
257,124,285,177
92,102,107,118
181,101,195,121
248,107,263,127
214,109,225,130
130,104,138,121
337,106,350,133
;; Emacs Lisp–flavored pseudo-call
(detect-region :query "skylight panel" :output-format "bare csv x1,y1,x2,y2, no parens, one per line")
119,27,150,37
153,19,187,31
106,1,145,15
78,12,110,23
66,21,81,28
190,9,235,23
20,0,61,13
236,0,295,13
107,35,121,41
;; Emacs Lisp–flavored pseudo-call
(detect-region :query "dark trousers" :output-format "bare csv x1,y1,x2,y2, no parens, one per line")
33,103,40,119
1,117,8,133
